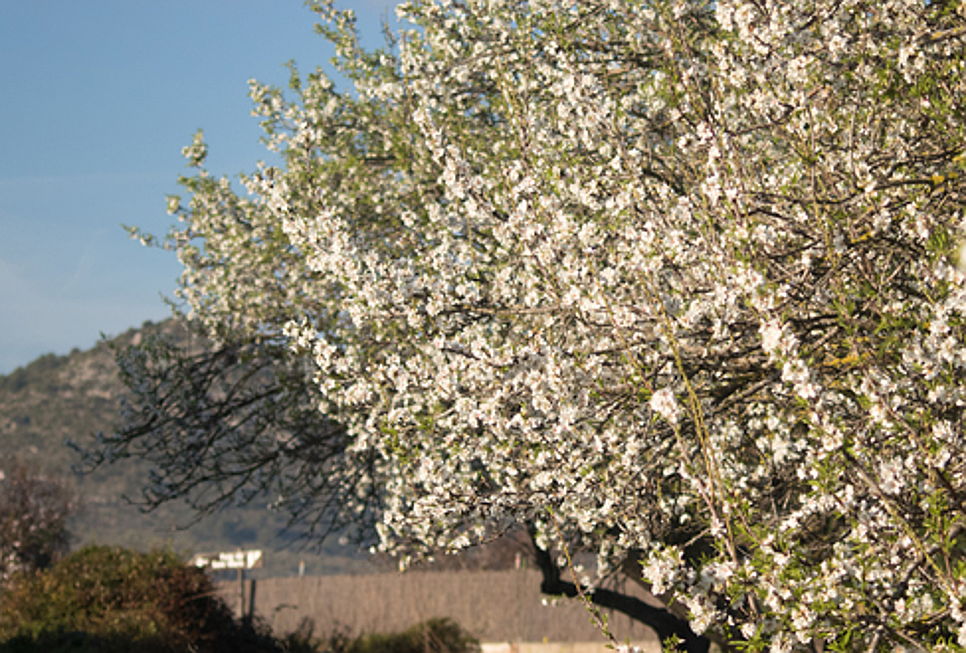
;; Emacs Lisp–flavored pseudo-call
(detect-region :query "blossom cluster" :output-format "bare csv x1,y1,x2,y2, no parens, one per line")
149,0,965,648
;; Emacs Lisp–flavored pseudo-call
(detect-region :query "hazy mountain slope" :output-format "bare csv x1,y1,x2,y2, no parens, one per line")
0,319,375,577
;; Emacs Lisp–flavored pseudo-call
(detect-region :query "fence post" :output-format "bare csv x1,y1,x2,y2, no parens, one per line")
248,578,258,623
238,568,246,625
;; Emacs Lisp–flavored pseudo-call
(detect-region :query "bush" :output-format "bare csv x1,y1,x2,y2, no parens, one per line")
346,619,480,653
280,618,480,653
0,546,281,653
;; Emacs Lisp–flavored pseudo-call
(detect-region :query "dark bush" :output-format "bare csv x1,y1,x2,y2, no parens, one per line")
275,617,479,653
0,545,281,653
345,618,480,653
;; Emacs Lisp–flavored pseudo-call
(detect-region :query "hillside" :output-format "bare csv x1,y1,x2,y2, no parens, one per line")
0,319,376,578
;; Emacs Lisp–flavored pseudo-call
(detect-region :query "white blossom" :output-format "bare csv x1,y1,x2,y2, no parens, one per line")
141,0,966,648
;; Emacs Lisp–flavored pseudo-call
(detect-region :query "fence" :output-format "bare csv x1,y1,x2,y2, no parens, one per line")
217,569,662,648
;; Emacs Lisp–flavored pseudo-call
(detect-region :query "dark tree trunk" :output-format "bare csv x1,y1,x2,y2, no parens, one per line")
528,529,710,653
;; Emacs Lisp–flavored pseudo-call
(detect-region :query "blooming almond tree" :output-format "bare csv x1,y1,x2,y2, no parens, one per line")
100,0,964,649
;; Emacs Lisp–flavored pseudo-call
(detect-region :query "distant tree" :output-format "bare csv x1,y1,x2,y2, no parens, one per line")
0,459,73,585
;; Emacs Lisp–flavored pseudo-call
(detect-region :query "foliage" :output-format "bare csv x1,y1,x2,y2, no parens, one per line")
94,0,965,649
268,617,479,653
0,354,70,394
345,618,480,653
0,460,72,585
0,545,284,653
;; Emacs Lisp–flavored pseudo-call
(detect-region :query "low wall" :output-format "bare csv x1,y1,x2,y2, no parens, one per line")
482,643,659,653
218,569,662,648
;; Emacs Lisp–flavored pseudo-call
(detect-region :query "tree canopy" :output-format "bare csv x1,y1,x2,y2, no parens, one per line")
91,0,965,649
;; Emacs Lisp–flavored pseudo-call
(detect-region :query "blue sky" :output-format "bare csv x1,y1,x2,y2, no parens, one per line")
0,0,398,374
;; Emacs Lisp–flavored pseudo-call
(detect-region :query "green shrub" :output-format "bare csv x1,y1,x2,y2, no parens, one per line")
280,617,479,653
345,618,480,653
0,545,280,653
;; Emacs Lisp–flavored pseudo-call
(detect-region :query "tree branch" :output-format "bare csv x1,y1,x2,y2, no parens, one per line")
528,529,709,653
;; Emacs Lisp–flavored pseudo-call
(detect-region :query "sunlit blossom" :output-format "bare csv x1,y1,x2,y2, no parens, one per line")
134,0,966,648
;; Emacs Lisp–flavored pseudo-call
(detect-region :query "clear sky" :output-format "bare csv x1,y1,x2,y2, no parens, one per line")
0,0,398,374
